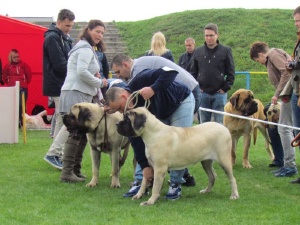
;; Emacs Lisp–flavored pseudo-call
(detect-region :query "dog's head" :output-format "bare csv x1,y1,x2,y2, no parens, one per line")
229,89,258,116
116,107,148,137
63,102,104,133
265,103,281,128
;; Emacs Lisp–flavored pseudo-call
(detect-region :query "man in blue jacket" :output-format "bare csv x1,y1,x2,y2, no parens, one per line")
43,9,75,169
105,67,195,200
190,23,235,124
110,54,199,194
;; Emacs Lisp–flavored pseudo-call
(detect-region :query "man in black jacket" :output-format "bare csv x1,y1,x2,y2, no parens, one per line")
43,9,75,169
190,23,235,124
178,37,196,73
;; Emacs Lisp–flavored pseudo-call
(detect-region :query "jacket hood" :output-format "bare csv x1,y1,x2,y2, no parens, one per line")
44,23,74,43
68,39,93,56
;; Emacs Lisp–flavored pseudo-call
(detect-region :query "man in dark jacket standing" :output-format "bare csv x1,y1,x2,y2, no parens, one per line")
190,23,235,124
43,9,75,169
178,37,196,73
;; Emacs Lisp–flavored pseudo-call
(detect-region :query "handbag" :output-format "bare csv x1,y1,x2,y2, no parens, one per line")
279,78,293,103
48,97,55,108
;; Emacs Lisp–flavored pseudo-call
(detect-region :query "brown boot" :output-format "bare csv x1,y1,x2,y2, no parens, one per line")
60,138,85,183
74,138,87,179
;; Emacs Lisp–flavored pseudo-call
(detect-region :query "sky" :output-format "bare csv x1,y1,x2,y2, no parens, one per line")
1,0,300,22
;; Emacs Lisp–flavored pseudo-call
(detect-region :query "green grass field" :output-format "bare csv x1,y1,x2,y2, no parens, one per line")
1,8,299,225
0,129,299,225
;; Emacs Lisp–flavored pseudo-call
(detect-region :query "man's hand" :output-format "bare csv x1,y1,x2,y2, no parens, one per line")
143,166,154,184
271,96,278,105
139,87,154,100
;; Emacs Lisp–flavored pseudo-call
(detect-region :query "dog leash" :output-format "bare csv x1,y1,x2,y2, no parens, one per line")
124,91,150,113
93,107,111,152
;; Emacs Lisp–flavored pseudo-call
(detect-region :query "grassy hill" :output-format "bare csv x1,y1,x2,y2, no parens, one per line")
115,9,297,103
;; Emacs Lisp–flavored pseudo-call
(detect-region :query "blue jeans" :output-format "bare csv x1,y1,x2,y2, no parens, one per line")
192,85,201,113
198,91,227,124
192,85,201,123
134,93,195,184
291,93,300,138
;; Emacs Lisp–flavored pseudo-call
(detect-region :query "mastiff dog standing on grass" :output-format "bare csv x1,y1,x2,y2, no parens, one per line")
224,89,274,169
116,107,239,206
63,102,130,188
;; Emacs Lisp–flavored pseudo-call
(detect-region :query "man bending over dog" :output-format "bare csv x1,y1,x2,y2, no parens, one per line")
110,53,200,197
105,66,195,200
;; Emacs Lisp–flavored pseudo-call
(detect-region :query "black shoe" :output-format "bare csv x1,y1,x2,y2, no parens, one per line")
182,175,196,187
290,177,300,184
268,163,282,168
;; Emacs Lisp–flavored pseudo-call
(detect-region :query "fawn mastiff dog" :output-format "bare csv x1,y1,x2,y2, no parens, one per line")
224,89,274,169
63,102,130,188
116,107,239,206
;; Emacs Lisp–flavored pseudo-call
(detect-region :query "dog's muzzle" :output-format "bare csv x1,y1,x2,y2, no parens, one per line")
62,113,90,133
242,101,258,116
116,115,136,137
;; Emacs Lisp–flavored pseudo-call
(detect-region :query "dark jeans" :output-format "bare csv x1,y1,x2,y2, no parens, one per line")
268,126,284,167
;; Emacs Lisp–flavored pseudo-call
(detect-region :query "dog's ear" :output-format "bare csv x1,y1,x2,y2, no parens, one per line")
78,107,92,126
230,94,239,108
63,114,74,127
133,112,146,130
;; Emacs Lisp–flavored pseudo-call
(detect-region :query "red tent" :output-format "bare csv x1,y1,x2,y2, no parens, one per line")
0,15,54,115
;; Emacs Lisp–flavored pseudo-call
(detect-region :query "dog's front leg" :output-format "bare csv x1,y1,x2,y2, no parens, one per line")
86,148,101,187
132,177,148,200
257,123,274,160
110,147,121,188
139,168,166,206
242,133,252,168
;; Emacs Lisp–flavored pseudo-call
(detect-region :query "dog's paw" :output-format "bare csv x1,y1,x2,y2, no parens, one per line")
242,162,253,169
86,182,97,187
132,194,142,200
110,183,121,188
199,188,211,194
230,194,239,200
140,201,154,206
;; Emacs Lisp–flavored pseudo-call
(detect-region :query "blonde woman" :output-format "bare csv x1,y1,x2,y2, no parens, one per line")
3,49,32,127
145,31,174,62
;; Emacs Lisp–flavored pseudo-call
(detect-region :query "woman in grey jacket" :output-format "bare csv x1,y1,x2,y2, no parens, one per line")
59,20,108,182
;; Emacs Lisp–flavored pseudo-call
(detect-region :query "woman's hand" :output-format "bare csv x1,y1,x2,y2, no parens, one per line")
95,72,101,78
101,78,108,87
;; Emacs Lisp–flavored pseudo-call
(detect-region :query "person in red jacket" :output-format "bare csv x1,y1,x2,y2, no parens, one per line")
3,49,32,127
0,57,4,85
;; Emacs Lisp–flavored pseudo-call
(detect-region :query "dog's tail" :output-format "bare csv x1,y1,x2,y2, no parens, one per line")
119,140,130,167
253,122,258,145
